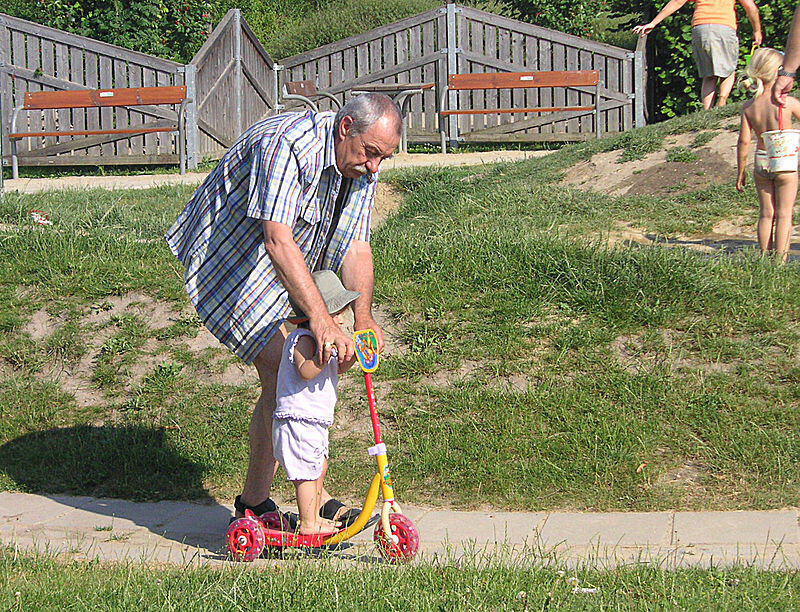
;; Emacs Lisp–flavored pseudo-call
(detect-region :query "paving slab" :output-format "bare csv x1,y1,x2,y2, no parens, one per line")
539,512,672,547
2,492,800,568
673,511,799,546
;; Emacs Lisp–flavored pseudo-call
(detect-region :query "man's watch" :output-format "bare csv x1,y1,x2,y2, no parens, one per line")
779,67,797,78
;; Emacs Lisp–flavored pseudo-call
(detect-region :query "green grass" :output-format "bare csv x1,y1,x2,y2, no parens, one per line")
2,547,800,610
0,107,798,514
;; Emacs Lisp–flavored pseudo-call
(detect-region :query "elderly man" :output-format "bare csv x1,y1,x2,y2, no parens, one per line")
165,93,402,523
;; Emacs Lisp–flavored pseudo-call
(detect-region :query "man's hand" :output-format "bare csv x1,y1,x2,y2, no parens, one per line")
772,75,795,107
310,317,354,365
354,314,385,354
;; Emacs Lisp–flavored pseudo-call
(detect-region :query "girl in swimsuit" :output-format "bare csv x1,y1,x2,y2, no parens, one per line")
737,47,800,261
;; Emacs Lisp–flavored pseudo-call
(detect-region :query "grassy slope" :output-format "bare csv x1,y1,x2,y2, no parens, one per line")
0,106,798,514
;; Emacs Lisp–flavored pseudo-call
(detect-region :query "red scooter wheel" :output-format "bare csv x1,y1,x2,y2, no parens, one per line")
373,513,419,562
226,516,266,561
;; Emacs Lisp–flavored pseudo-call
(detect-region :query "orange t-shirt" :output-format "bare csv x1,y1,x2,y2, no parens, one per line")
691,0,737,30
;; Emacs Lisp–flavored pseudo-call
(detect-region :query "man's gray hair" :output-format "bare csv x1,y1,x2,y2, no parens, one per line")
334,93,402,137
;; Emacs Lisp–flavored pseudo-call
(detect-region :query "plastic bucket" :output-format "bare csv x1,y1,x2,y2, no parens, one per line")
762,129,800,173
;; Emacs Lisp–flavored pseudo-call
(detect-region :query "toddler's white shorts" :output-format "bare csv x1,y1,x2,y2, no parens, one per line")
272,417,329,481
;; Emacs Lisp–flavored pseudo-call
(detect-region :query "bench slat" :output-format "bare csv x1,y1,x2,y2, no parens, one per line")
23,86,187,110
441,105,595,116
10,126,178,139
448,71,599,90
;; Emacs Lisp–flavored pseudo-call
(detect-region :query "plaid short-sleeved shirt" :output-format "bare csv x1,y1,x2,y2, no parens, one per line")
165,110,376,364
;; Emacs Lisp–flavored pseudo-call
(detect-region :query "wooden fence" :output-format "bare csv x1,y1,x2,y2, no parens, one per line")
0,9,278,171
189,9,278,161
1,5,646,171
281,4,645,146
0,13,192,169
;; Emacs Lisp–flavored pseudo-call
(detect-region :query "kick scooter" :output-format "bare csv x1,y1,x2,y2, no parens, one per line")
226,329,420,562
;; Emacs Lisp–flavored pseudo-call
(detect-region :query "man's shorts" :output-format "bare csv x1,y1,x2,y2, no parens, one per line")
272,417,329,481
692,24,739,79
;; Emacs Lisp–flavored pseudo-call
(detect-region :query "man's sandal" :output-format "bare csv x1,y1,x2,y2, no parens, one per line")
319,498,362,528
230,495,279,524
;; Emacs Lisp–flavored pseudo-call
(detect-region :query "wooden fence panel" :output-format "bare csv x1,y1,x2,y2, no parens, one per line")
2,5,641,171
0,13,186,168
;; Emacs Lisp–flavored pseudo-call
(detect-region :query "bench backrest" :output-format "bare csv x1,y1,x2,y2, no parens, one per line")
283,80,317,96
23,86,187,110
448,71,599,90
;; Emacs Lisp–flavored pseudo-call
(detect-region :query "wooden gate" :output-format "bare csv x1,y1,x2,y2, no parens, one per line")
0,9,279,171
280,3,645,146
189,9,278,161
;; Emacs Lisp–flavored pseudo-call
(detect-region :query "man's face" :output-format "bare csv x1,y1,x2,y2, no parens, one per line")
334,115,400,179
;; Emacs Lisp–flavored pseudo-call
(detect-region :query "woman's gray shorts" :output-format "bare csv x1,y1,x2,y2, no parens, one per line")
691,24,739,78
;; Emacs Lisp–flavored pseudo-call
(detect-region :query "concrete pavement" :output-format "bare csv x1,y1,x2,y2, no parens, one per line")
0,150,545,195
1,492,798,569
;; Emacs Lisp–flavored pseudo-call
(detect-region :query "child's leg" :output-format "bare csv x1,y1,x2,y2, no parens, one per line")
754,172,777,254
293,458,337,534
772,172,799,262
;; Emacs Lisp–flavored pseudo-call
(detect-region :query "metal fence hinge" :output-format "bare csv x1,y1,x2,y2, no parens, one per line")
437,6,462,13
273,64,284,71
275,104,285,110
439,48,462,54
626,52,635,60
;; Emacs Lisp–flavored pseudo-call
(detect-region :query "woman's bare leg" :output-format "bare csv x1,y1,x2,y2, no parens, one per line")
773,172,799,261
754,172,776,254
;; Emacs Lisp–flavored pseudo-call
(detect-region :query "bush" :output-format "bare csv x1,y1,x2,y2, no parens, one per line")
4,0,212,64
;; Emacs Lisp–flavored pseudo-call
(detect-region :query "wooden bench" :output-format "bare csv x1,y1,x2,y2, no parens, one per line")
9,86,190,179
280,80,342,113
438,70,600,152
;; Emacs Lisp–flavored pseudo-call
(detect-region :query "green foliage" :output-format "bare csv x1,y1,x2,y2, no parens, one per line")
4,0,212,63
259,0,441,60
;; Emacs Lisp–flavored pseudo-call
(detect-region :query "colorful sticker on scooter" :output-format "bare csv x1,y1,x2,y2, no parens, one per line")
382,464,393,488
354,329,379,372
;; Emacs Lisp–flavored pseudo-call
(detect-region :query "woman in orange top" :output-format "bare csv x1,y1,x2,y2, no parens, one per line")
634,0,762,109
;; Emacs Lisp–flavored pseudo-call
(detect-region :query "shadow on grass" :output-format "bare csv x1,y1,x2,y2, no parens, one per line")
0,425,234,555
628,235,800,262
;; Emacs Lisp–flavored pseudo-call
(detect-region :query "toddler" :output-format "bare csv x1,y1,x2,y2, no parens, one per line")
737,47,800,261
273,270,359,534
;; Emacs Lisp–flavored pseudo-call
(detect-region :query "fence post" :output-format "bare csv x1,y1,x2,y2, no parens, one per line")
445,2,460,149
634,34,647,128
183,63,199,170
234,9,243,138
0,16,8,197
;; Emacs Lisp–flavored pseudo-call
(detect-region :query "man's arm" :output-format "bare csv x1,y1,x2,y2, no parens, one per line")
774,3,800,105
262,220,353,363
737,0,762,45
633,0,689,35
339,239,385,352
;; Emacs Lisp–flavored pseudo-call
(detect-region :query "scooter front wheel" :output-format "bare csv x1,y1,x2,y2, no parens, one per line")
373,513,419,562
226,516,266,562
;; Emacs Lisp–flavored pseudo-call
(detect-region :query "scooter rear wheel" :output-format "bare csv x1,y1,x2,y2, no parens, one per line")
226,516,266,562
373,513,419,562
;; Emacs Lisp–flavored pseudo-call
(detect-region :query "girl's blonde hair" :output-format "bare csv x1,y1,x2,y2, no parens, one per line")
741,47,784,97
